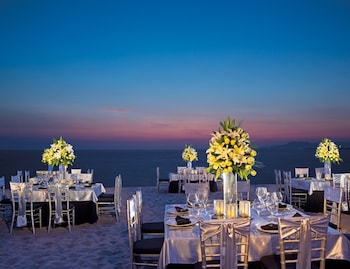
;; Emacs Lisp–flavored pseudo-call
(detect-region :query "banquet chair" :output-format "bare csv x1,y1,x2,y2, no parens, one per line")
9,182,42,234
315,167,324,178
97,174,122,221
156,167,170,192
274,169,284,194
11,175,20,183
323,185,342,231
47,183,75,232
126,197,164,268
17,170,24,182
134,189,164,238
237,180,250,201
283,171,307,208
295,167,309,178
24,170,30,182
332,173,349,212
0,176,12,219
71,168,82,174
260,215,329,269
197,218,251,269
80,172,93,183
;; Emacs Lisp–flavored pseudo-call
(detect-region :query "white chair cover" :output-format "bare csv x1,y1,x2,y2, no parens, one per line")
200,218,250,269
10,182,27,227
278,216,328,269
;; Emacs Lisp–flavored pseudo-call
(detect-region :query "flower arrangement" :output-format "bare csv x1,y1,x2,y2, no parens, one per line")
42,136,76,166
206,116,257,180
182,145,198,162
315,138,342,164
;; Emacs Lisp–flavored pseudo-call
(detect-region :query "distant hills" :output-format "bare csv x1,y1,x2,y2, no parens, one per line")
264,141,350,150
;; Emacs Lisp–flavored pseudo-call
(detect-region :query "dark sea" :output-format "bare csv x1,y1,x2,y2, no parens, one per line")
1,147,350,188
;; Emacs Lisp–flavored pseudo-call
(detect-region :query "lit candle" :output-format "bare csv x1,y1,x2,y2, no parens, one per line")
214,199,224,216
239,200,251,218
226,203,238,218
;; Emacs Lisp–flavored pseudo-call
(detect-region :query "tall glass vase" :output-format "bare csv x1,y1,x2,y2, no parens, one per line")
324,161,331,179
59,164,67,180
222,172,237,217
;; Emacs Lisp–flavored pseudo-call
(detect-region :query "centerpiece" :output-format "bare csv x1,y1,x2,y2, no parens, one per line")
42,136,76,180
182,145,198,169
315,138,342,179
206,116,257,217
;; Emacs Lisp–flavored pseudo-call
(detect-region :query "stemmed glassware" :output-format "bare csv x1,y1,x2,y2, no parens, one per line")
186,192,198,217
196,189,208,217
266,192,279,219
256,187,268,204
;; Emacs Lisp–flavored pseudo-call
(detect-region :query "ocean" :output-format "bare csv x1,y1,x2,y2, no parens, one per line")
1,147,350,188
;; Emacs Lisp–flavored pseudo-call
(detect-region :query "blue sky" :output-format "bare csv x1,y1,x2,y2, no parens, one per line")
1,0,350,150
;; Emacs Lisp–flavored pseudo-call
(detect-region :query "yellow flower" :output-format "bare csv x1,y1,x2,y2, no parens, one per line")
206,116,257,180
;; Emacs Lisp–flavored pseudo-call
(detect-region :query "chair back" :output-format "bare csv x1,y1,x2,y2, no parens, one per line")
295,167,309,178
283,171,292,204
0,176,5,199
71,169,81,174
315,167,324,178
114,174,122,215
237,180,250,201
278,215,328,269
17,170,24,182
177,166,186,174
323,185,342,231
127,196,140,245
274,169,283,193
184,182,209,196
24,170,30,183
199,218,251,269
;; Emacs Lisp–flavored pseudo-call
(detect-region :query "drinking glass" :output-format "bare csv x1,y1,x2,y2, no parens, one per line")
186,192,198,217
266,193,278,219
197,189,208,217
253,198,265,217
256,187,267,204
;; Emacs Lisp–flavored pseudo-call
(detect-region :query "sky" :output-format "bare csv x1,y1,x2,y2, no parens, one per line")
1,0,350,150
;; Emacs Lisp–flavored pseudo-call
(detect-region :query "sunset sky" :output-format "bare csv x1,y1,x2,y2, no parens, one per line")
1,0,350,150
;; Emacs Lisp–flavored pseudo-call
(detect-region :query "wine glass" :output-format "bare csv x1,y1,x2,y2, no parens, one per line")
266,193,278,219
253,198,265,217
186,192,198,217
197,189,208,217
255,187,267,204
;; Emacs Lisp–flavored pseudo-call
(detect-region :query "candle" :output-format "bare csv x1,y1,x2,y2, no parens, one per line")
239,200,251,218
214,199,224,216
226,203,238,218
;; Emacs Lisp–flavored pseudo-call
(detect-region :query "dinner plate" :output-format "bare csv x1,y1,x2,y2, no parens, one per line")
256,223,279,234
165,217,197,228
166,206,189,215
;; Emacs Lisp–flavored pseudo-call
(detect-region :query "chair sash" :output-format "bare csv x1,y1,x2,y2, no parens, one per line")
52,184,64,224
200,219,250,269
10,182,27,227
279,216,328,269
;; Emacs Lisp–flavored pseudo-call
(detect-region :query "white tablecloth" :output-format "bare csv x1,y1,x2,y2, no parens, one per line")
291,178,331,195
158,204,350,268
32,183,106,203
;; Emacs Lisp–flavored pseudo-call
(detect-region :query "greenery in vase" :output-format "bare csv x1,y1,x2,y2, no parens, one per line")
42,136,76,166
182,145,198,162
206,116,257,180
315,138,342,164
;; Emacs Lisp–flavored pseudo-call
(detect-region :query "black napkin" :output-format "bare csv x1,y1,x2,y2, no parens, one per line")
278,203,287,209
175,206,189,213
261,223,278,230
293,212,302,217
175,216,191,225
